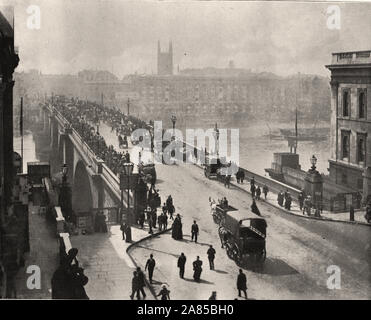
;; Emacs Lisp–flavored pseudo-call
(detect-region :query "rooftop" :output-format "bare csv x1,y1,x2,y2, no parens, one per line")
327,50,371,67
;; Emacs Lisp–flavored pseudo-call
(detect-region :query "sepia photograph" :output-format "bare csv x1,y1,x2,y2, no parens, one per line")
0,0,370,303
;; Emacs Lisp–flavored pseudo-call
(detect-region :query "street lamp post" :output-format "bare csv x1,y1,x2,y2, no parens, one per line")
121,162,134,242
171,115,177,139
305,155,323,217
214,123,219,157
310,155,317,171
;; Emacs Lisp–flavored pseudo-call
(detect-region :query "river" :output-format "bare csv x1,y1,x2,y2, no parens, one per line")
15,120,330,177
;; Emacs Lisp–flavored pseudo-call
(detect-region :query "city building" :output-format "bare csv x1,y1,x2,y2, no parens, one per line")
157,40,173,75
0,7,27,298
326,50,371,201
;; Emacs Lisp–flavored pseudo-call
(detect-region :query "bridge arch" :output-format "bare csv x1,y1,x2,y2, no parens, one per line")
72,160,93,214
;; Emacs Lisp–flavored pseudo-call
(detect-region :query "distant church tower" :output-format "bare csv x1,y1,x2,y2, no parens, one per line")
157,40,173,75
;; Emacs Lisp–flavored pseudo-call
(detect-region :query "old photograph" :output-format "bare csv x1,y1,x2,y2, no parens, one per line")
0,0,370,301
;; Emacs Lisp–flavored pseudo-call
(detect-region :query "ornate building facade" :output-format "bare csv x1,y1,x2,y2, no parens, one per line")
326,50,371,199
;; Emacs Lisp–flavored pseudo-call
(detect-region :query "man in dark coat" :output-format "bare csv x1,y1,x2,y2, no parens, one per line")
250,184,256,198
191,220,199,243
130,271,140,300
177,252,186,279
151,209,157,229
237,269,247,299
136,267,146,299
277,191,284,207
192,256,203,282
172,214,183,240
256,186,261,200
263,185,269,199
145,254,156,284
51,257,74,299
298,192,304,211
138,211,145,229
207,245,216,270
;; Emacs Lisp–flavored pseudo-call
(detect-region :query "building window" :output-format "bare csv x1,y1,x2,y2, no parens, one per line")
341,172,347,184
358,89,366,119
357,133,366,165
342,89,350,117
357,178,363,190
341,131,350,160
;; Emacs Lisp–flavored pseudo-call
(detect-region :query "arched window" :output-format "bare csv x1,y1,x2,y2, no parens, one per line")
359,91,366,119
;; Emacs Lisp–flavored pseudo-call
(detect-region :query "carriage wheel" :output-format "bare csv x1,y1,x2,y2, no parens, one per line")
233,247,242,265
226,244,234,260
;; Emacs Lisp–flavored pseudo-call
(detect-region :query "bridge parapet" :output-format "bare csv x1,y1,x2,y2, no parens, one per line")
46,104,132,205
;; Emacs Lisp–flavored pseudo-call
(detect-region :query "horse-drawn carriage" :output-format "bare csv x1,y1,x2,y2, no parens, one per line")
204,156,235,180
214,203,267,267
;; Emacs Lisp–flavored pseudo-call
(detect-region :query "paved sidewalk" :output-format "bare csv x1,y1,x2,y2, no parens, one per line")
70,224,156,300
15,203,60,299
211,173,369,225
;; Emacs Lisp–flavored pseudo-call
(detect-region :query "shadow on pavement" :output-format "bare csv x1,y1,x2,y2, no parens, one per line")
134,245,180,258
256,257,299,276
182,278,214,285
213,269,228,274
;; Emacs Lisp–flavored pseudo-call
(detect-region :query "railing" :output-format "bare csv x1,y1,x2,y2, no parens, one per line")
331,50,371,65
48,105,124,202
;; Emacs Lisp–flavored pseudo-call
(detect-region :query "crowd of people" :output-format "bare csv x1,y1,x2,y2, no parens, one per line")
50,96,150,176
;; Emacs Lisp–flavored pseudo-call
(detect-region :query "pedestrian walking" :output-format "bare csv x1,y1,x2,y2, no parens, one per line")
138,211,145,229
145,254,156,284
285,194,292,211
277,191,284,207
304,196,312,215
208,291,217,300
157,284,170,300
162,202,168,215
191,220,199,243
130,271,140,300
177,252,186,279
240,170,245,184
224,175,231,188
172,214,183,240
256,186,261,200
120,222,126,240
251,184,256,199
136,267,146,299
146,207,153,234
237,269,248,299
250,176,255,187
163,212,168,230
207,245,216,270
151,209,157,229
298,192,304,211
192,256,203,282
263,185,268,199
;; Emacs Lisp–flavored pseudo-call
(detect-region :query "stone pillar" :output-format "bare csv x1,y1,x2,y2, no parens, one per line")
2,81,15,207
329,80,339,162
304,167,323,210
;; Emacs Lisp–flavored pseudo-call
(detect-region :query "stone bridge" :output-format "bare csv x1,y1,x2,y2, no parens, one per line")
37,105,132,221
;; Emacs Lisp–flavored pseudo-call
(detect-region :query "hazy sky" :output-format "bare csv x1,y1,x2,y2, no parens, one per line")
9,0,371,77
